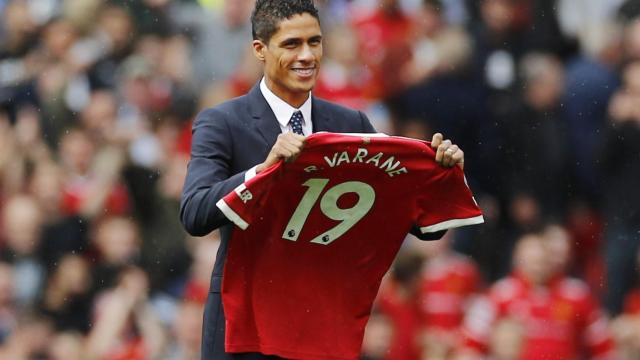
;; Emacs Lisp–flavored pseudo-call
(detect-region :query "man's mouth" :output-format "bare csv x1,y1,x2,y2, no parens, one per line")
292,67,315,77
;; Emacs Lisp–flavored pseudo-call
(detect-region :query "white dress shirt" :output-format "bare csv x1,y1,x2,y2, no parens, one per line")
245,78,313,180
259,77,313,135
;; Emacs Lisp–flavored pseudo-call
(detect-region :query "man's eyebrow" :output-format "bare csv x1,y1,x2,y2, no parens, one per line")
279,37,302,46
279,35,323,46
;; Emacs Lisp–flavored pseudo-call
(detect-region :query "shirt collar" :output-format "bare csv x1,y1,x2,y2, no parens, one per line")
260,77,312,129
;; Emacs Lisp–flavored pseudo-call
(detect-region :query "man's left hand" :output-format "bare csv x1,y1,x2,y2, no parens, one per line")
432,133,464,169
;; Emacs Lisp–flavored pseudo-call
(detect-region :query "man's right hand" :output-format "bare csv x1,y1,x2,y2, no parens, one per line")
256,132,306,174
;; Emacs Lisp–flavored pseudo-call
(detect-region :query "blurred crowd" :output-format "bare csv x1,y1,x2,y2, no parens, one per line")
0,0,639,359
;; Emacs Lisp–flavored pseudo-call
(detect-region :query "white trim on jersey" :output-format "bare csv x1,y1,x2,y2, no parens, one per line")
420,215,485,233
216,199,249,230
315,131,390,137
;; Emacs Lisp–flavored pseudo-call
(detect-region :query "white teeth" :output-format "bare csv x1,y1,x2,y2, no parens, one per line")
293,68,314,76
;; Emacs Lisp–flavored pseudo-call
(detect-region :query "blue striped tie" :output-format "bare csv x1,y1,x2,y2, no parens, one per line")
289,110,304,135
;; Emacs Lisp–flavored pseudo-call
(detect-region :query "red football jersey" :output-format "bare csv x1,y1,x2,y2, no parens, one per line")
216,132,484,359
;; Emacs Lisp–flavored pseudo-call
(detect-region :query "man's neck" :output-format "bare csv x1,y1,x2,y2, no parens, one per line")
264,78,309,108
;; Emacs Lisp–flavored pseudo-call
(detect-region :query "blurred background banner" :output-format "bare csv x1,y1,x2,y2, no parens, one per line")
0,0,639,359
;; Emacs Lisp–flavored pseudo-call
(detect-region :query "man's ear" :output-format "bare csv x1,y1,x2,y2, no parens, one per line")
252,40,266,62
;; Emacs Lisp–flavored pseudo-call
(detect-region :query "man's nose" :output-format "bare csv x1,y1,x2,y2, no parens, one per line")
297,44,314,62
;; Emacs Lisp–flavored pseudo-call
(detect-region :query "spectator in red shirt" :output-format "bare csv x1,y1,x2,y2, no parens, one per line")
459,232,614,360
313,24,371,111
414,231,481,358
59,129,130,218
350,0,415,98
376,251,424,360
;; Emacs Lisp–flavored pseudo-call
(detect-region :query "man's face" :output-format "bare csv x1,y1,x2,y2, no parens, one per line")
254,13,322,106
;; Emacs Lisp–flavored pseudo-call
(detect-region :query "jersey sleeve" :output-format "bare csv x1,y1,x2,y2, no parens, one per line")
216,162,281,230
415,166,484,234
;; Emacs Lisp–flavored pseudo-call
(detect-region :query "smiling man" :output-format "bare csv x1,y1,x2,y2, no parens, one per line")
180,0,465,359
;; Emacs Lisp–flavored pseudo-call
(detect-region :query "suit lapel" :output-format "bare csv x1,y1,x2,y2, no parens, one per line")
311,97,338,133
248,84,281,147
249,85,335,142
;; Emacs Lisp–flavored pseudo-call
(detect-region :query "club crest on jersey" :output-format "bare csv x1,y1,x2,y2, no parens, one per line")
323,148,408,177
239,190,253,203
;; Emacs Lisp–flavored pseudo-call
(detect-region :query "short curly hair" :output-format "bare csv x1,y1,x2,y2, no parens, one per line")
251,0,320,43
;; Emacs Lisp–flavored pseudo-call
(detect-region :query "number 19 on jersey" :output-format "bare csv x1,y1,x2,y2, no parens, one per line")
282,178,376,245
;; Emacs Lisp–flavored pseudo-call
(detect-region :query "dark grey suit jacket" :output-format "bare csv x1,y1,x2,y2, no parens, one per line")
180,83,376,358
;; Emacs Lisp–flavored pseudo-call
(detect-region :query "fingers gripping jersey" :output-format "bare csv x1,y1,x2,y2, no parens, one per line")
216,132,484,360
